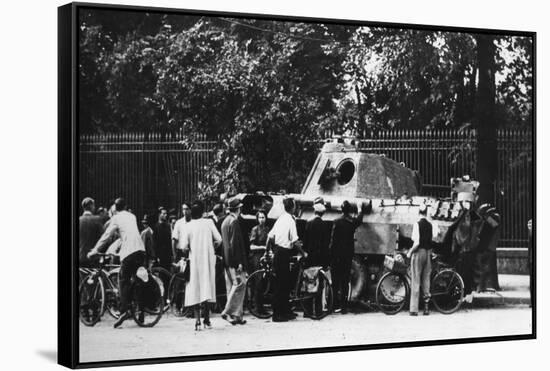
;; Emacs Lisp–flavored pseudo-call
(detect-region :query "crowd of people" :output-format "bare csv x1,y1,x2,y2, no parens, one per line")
79,194,441,329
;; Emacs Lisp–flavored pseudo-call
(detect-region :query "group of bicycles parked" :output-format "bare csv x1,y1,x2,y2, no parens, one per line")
79,246,465,328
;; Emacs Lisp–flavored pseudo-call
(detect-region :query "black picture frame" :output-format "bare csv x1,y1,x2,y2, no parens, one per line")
58,2,536,368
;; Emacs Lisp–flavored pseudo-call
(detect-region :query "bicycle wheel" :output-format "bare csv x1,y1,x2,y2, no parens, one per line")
245,269,274,319
131,275,164,327
167,272,191,317
79,273,105,326
151,266,172,312
375,271,409,315
431,269,464,314
301,271,333,320
105,268,121,319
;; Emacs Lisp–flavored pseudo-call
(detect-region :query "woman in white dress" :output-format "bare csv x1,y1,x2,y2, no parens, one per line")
180,201,222,330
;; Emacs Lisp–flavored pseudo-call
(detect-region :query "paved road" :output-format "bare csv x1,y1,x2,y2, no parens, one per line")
79,306,532,363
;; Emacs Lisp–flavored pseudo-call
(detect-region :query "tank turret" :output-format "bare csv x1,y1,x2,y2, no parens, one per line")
301,137,420,200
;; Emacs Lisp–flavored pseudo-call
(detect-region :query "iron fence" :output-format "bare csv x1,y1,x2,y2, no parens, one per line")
79,129,532,247
79,132,217,219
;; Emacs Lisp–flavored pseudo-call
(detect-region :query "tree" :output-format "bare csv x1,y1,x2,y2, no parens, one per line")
474,34,497,205
78,11,532,202
80,16,353,198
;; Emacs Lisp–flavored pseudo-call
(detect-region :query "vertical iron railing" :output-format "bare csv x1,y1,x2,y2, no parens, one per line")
79,132,217,219
79,129,532,247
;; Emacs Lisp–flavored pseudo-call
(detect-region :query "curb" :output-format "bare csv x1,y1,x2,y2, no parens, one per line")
472,292,531,308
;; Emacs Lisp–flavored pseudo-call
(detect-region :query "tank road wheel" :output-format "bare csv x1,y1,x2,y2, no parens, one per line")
301,271,334,320
167,272,191,317
79,273,105,326
245,269,274,319
431,269,464,314
375,271,409,315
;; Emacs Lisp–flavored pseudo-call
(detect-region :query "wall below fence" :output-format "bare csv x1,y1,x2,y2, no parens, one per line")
79,129,533,251
497,247,530,275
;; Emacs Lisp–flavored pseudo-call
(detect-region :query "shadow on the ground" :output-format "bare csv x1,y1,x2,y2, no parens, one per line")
36,350,57,363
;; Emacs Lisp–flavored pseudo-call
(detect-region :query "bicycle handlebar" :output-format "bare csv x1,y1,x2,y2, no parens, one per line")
88,253,118,268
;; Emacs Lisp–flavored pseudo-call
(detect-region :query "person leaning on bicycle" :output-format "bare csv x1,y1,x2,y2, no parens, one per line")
88,197,147,328
406,203,440,316
266,197,308,322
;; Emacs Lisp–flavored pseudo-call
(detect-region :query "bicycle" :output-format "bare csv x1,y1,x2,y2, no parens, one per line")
375,252,464,315
79,253,164,327
149,264,173,313
245,253,334,320
167,267,191,317
79,254,121,326
167,255,228,318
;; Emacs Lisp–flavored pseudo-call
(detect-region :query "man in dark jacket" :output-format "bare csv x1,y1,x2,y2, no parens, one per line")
210,203,225,233
329,200,366,314
221,198,248,324
303,202,330,268
79,197,104,267
152,207,173,271
209,202,227,310
302,200,330,318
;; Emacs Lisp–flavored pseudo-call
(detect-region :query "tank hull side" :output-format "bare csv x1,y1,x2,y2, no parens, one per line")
275,194,455,255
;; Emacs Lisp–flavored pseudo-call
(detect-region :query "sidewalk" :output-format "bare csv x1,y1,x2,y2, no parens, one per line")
472,274,532,307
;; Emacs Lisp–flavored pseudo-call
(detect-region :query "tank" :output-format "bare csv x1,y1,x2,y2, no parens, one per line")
235,136,481,304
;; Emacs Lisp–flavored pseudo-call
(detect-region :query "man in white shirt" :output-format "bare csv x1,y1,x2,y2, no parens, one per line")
267,197,307,322
407,204,439,316
88,198,146,328
172,202,191,260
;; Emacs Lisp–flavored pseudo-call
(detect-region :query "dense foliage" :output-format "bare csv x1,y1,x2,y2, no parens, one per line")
79,10,533,200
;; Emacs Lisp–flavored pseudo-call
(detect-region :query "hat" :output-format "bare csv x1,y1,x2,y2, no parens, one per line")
136,267,149,282
228,197,243,210
341,200,352,214
313,203,326,213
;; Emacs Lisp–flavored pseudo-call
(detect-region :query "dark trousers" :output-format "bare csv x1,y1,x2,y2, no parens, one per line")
157,253,173,272
215,256,227,310
456,251,475,295
332,256,352,310
272,246,292,317
119,250,146,314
